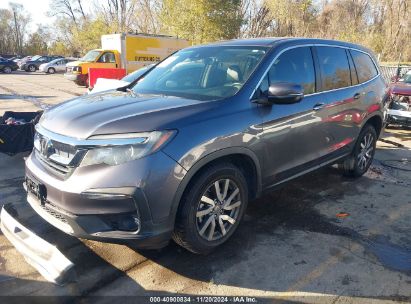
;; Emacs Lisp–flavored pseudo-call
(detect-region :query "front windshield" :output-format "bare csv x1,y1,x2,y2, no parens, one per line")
80,50,101,62
131,46,267,100
400,72,411,83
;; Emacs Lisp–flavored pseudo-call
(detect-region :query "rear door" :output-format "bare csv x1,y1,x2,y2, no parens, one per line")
56,60,66,72
314,46,364,156
258,46,331,187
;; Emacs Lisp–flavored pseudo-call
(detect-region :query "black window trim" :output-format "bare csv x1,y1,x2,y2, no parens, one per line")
249,43,380,100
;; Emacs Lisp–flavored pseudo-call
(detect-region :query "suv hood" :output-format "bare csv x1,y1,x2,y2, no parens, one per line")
66,61,82,67
40,91,210,139
390,82,411,96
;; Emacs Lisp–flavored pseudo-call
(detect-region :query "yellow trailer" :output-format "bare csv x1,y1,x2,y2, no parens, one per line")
64,33,190,86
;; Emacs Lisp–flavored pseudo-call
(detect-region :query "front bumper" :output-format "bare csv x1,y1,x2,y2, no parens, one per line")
25,150,185,248
387,109,411,126
0,203,75,284
64,73,87,84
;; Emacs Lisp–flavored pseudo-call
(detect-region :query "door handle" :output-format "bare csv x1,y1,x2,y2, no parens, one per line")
313,102,326,111
354,93,361,100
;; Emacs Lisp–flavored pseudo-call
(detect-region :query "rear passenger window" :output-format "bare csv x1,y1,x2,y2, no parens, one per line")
350,50,378,83
269,47,315,95
317,46,351,91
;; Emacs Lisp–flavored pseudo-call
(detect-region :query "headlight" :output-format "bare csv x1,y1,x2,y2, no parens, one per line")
73,66,82,73
80,130,176,166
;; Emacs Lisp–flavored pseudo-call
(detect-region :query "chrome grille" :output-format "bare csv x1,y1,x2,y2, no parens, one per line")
34,131,86,177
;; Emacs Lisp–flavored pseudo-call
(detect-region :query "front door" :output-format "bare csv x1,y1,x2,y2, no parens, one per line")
258,46,330,188
95,52,117,69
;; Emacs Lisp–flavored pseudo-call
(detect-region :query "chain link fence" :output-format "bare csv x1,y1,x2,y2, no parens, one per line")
379,64,411,83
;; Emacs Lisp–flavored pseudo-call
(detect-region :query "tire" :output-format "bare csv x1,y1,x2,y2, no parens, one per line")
47,67,56,74
28,65,36,72
339,124,377,177
173,162,248,254
3,67,12,74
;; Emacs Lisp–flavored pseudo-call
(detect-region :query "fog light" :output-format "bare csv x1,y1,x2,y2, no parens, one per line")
103,213,140,232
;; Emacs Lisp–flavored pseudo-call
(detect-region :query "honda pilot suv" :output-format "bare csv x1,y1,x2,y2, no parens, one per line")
25,38,385,254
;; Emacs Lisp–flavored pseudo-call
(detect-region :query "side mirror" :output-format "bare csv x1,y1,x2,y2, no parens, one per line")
267,82,304,104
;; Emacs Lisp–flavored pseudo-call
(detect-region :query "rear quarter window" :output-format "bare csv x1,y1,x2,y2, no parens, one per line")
350,50,378,83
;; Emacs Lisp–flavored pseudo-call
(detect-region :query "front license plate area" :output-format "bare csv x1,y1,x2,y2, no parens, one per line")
25,176,47,205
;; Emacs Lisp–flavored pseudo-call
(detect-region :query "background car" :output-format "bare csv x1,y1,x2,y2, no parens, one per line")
39,58,74,74
387,70,411,127
21,55,63,72
0,58,18,73
88,64,153,94
17,56,33,69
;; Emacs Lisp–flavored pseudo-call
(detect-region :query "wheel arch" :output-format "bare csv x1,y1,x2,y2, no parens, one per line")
169,147,262,225
363,113,383,137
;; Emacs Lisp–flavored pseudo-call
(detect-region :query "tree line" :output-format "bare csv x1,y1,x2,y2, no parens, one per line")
0,0,410,62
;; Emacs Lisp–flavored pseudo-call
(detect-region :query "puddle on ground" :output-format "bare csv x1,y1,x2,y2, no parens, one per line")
360,236,411,274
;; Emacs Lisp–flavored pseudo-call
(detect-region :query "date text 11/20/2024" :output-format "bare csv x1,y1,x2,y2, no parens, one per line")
149,296,258,303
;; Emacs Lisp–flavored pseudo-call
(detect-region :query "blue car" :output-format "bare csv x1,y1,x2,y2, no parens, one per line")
0,58,18,74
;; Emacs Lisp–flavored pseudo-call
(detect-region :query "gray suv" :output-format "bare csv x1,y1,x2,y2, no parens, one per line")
25,38,386,254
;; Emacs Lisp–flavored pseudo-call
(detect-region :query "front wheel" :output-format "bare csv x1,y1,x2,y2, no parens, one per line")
173,163,248,254
339,124,377,177
3,67,12,74
47,67,55,74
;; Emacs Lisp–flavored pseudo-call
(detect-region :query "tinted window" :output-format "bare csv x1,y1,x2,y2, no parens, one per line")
268,47,315,94
350,50,378,83
317,47,351,91
98,52,116,63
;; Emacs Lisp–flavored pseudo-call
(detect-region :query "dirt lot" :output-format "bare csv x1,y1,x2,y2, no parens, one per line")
0,71,410,303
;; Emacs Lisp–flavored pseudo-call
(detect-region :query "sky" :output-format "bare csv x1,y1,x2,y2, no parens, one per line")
0,0,91,32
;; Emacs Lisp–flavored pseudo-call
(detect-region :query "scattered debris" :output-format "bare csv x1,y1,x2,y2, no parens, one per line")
336,212,350,218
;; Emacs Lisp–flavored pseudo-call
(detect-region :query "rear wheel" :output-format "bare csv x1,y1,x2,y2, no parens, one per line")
173,163,248,254
47,67,55,74
3,66,12,74
339,124,377,177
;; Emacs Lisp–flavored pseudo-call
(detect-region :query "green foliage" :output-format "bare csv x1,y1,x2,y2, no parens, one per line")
160,0,243,44
2,0,411,62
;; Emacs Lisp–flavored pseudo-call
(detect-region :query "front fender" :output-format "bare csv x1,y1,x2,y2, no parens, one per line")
167,146,262,227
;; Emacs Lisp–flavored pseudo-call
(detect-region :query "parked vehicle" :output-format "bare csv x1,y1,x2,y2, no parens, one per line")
21,55,63,72
0,58,18,73
24,38,385,254
39,58,74,74
17,55,34,69
65,33,190,86
386,70,411,127
88,64,153,94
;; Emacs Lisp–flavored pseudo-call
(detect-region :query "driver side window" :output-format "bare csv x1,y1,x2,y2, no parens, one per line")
98,52,116,63
268,47,316,95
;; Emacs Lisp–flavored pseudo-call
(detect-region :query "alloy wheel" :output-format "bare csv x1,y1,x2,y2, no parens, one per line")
196,178,242,241
29,65,36,72
357,132,374,170
3,67,11,74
